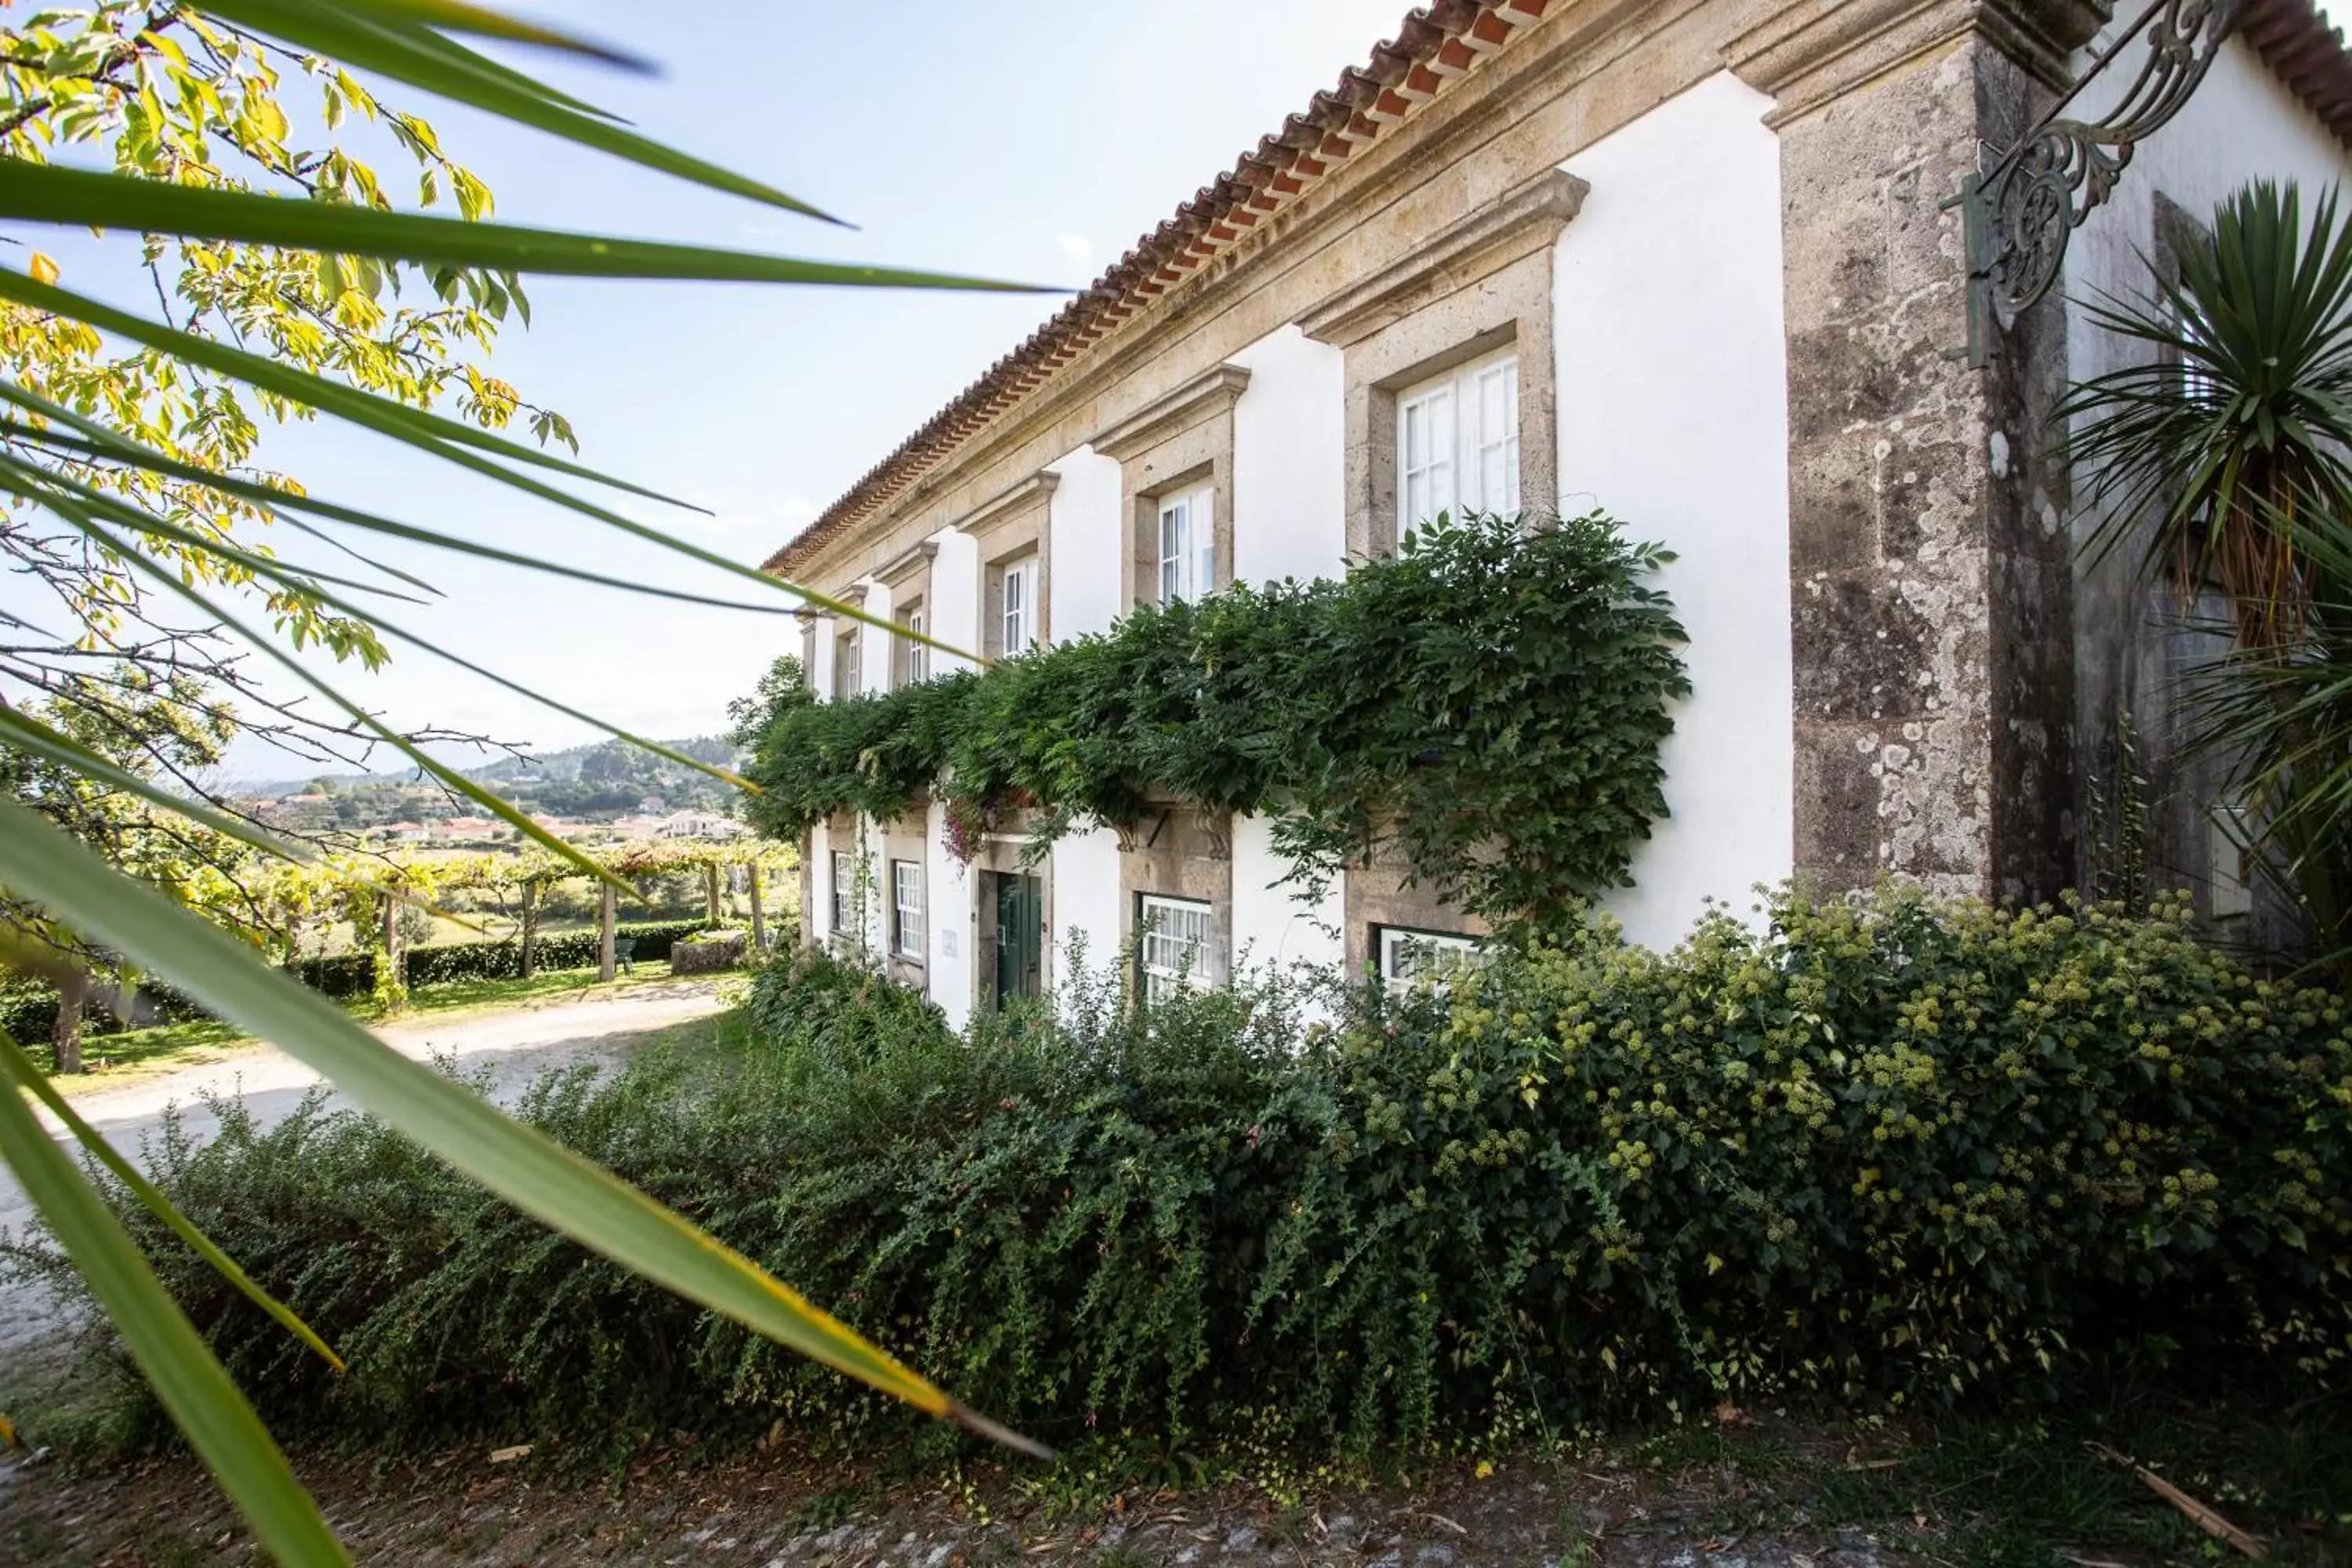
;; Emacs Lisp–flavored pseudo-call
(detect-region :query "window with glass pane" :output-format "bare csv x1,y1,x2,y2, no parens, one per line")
834,630,860,700
1000,559,1032,653
1396,350,1518,537
829,851,851,934
891,858,925,958
905,608,929,684
1156,488,1215,604
1138,894,1215,1004
1472,361,1519,515
1377,927,1479,996
1399,384,1455,531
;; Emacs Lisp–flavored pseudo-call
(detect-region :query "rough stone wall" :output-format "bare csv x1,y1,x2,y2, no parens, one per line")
1769,21,2082,903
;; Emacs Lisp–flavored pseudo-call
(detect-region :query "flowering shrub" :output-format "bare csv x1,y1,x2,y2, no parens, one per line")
48,891,2350,1455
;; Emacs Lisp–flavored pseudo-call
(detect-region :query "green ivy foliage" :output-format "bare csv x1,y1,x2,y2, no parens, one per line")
732,512,1690,927
62,890,2350,1457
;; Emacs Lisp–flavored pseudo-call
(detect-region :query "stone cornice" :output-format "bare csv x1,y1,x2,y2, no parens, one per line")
877,537,938,589
1091,365,1254,463
1300,168,1588,348
1726,0,2108,121
955,470,1062,540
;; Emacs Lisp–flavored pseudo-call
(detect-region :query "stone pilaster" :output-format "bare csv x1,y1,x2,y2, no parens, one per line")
1730,0,2102,903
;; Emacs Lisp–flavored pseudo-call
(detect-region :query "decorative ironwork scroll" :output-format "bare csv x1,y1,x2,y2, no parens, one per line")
1957,0,2243,363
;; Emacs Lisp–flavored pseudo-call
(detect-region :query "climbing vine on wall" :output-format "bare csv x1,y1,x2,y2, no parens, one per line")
732,511,1689,928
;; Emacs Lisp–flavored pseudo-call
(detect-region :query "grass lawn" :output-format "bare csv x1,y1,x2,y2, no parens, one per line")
37,963,720,1095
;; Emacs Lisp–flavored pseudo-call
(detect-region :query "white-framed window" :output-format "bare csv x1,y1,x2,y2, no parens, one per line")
1376,926,1481,997
829,850,852,934
1396,348,1519,536
891,858,926,959
1156,487,1216,605
1000,557,1035,654
1137,893,1217,1004
834,630,861,700
902,606,930,686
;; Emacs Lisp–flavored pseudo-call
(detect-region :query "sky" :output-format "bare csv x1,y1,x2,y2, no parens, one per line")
18,1,2345,782
8,0,1419,781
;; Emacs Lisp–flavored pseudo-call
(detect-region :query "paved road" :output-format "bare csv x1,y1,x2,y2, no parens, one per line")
0,979,730,1353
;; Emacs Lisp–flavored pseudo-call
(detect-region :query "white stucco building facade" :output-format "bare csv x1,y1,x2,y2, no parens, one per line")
778,0,2352,1018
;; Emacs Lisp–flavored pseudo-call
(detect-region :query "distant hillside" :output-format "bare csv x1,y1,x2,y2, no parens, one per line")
236,735,743,831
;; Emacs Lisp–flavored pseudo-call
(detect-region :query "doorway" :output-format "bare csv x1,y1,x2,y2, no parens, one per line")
991,871,1044,1008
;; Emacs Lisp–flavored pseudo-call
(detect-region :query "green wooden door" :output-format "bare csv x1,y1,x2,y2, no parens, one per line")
993,873,1043,1007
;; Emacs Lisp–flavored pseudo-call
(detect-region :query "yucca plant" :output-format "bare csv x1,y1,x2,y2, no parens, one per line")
2058,180,2352,976
0,3,1042,1561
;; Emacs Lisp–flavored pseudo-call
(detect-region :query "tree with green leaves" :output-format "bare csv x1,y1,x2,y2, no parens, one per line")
0,4,1043,1556
0,1,572,788
0,667,242,1068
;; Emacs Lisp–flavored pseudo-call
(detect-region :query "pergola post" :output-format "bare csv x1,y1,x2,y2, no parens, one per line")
598,882,616,982
383,891,406,994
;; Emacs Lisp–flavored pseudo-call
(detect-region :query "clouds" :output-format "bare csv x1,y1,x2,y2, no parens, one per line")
1055,231,1095,274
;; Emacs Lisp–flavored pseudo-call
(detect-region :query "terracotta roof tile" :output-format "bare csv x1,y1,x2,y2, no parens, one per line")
2240,0,2352,147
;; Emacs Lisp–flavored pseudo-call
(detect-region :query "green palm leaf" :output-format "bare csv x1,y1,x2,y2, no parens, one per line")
0,3,1054,1554
0,1029,350,1567
0,164,1051,287
2,1042,345,1372
194,0,833,220
0,801,1045,1454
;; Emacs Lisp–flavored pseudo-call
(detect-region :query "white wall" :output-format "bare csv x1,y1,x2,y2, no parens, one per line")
924,798,974,1029
1232,813,1344,982
928,527,982,676
1050,828,1124,994
810,615,836,696
1047,446,1125,640
1232,324,1348,587
1555,70,1795,949
856,575,891,697
2067,38,2348,388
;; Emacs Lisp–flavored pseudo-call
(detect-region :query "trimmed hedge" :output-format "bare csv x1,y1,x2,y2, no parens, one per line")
0,975,209,1047
50,889,2352,1456
296,920,720,997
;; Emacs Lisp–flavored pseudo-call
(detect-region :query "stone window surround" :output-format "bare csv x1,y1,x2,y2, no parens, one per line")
1301,168,1584,561
832,604,863,702
1341,836,1489,979
793,606,820,695
879,815,927,987
1113,804,1232,988
960,472,1058,657
822,811,863,952
1094,364,1250,609
879,539,936,688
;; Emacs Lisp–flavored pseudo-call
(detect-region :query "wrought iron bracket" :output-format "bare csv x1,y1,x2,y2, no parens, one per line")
1951,0,2242,365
